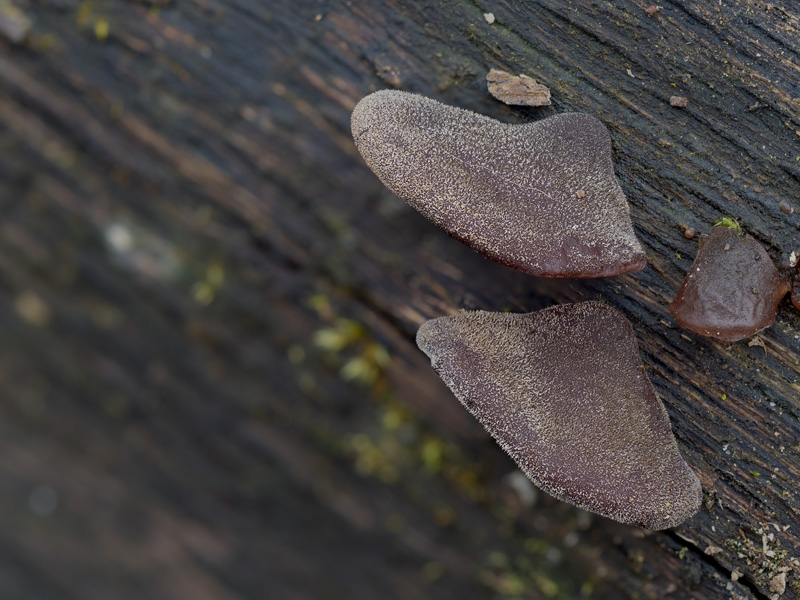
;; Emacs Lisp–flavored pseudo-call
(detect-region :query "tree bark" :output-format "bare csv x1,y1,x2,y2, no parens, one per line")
0,0,798,598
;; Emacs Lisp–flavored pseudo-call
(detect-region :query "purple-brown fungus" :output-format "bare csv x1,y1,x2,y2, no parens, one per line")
351,91,647,278
417,302,702,529
670,225,789,342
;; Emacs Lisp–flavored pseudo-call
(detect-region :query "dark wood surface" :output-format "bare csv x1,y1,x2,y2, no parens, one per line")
1,0,799,598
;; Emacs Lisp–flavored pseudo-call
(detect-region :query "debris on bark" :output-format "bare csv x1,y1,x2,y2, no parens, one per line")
670,96,689,108
746,101,768,112
483,12,495,24
770,571,786,596
486,68,551,106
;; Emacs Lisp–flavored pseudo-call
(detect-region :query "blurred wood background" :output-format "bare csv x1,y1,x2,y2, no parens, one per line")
0,0,798,598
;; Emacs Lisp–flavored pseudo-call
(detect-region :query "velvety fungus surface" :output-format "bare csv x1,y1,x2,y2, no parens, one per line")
416,302,702,529
670,226,789,342
351,91,646,278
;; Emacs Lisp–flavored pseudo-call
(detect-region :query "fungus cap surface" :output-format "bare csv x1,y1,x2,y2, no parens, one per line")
351,90,646,278
417,302,701,529
670,226,789,342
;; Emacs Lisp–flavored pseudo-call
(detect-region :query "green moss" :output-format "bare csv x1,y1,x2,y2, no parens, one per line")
421,437,445,473
191,260,226,305
713,216,743,235
313,317,390,388
422,561,444,581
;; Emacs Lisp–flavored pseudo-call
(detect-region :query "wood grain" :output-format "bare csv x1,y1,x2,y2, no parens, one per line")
0,0,798,598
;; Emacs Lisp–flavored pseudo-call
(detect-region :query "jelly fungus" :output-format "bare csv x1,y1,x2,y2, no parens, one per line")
670,225,789,342
417,302,701,529
351,90,646,278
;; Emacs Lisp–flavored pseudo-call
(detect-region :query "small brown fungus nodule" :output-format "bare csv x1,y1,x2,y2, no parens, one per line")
670,225,789,342
416,302,702,529
351,90,646,278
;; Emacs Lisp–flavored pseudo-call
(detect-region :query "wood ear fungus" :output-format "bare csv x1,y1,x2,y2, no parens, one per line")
670,225,790,342
417,302,701,529
352,90,646,278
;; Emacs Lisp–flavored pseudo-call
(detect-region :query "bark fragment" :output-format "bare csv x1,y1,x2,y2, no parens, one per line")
487,68,551,106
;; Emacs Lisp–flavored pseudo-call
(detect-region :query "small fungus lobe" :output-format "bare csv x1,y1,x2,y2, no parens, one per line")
416,302,702,529
486,68,551,107
352,91,646,278
670,226,789,342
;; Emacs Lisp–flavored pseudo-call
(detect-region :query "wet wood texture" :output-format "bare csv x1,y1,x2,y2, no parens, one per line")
0,0,799,599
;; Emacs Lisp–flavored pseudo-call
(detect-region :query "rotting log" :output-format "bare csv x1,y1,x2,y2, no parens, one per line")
0,1,799,599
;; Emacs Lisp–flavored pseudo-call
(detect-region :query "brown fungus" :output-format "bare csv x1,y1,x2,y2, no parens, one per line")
670,226,789,342
416,302,702,529
351,90,646,278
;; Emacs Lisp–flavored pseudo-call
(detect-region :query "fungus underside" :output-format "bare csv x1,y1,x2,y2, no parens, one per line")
417,302,702,529
351,90,646,278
